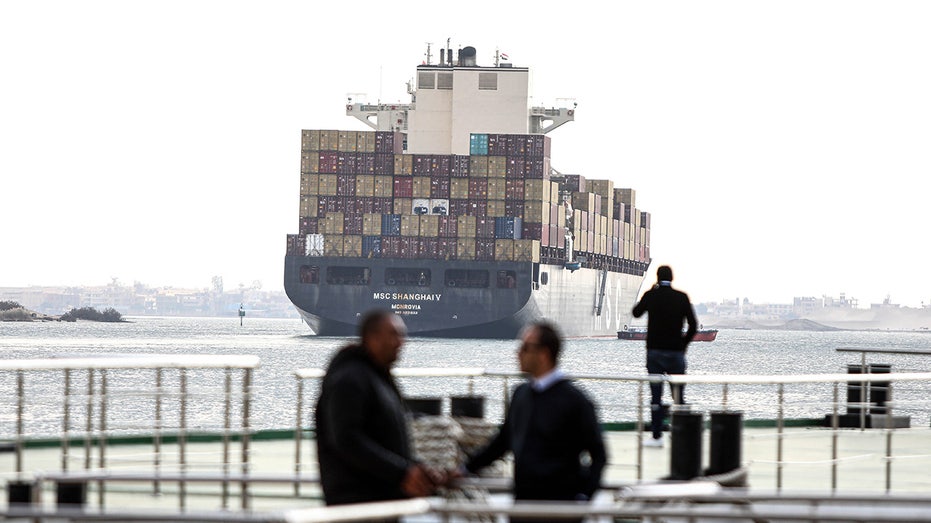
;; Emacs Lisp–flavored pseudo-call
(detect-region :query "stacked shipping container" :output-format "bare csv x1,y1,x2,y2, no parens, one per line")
287,130,651,271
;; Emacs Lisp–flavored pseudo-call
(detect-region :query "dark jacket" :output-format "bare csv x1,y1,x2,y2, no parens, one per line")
465,379,607,501
315,344,414,505
632,284,698,351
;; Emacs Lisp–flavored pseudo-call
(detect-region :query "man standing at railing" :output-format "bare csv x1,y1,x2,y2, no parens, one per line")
315,310,439,510
455,321,606,522
632,264,697,448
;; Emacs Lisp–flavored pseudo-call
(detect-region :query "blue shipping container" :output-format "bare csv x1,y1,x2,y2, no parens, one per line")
494,216,522,240
470,134,489,156
381,214,402,236
362,236,382,258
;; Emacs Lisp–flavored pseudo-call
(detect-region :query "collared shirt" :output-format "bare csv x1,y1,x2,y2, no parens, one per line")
531,367,566,392
658,280,672,287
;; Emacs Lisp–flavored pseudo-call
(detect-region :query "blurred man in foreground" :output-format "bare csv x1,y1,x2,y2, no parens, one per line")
315,309,438,507
459,321,606,521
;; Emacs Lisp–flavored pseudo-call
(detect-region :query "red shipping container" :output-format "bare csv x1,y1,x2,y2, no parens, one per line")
451,155,470,178
434,155,451,176
557,228,566,248
375,131,403,154
507,134,527,157
488,134,508,156
336,175,356,196
476,238,496,260
505,200,524,218
525,159,548,179
358,197,375,214
421,237,439,259
522,222,543,241
374,153,395,175
358,152,375,175
449,199,470,216
438,238,456,260
430,177,450,199
299,217,319,235
550,225,559,247
468,178,488,199
338,153,358,175
413,154,433,175
393,177,414,198
374,197,393,214
476,217,495,238
506,158,525,179
506,179,525,200
467,200,487,217
344,214,363,235
318,152,340,174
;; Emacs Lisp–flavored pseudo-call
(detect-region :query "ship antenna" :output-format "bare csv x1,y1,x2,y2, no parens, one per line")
495,48,500,67
425,42,433,65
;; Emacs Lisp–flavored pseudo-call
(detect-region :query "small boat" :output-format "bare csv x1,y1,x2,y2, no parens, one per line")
617,327,718,342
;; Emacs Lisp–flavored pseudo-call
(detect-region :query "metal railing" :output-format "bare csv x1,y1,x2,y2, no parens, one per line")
0,355,258,510
294,365,931,493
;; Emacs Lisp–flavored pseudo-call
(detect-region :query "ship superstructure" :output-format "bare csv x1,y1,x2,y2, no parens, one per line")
284,45,651,337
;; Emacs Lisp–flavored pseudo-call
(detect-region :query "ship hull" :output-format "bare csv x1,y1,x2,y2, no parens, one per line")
285,255,644,338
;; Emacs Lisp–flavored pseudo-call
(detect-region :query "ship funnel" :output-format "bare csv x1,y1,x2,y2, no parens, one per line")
440,48,446,65
460,46,477,66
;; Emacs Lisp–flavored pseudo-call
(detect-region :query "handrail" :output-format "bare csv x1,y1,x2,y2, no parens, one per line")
0,354,260,371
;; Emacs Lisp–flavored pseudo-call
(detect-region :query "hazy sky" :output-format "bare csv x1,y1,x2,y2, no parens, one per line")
2,1,930,307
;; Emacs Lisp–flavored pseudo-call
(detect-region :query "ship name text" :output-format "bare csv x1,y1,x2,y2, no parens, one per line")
372,292,442,302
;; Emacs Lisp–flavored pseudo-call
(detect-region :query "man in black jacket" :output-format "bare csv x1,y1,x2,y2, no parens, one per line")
462,322,606,519
632,265,697,447
315,310,437,507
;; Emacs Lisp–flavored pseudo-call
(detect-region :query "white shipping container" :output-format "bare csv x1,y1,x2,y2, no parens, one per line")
305,234,324,256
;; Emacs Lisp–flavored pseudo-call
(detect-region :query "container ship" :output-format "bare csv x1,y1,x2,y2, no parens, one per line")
284,45,651,338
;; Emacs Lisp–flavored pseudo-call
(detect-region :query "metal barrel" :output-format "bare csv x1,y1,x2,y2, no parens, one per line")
708,411,743,475
670,411,703,480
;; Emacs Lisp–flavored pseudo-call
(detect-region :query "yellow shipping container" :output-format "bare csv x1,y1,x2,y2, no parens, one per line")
524,201,546,223
318,174,338,196
374,175,393,197
324,212,344,235
614,188,636,208
363,214,381,236
457,238,476,260
356,175,375,197
572,192,595,212
487,156,507,178
495,239,514,261
524,179,545,202
513,239,540,262
299,196,318,217
358,131,376,153
419,215,439,237
300,152,319,174
588,179,614,199
324,235,344,257
319,130,339,151
394,198,412,215
487,178,506,200
300,173,319,195
400,215,420,236
412,176,431,198
550,181,560,204
394,154,414,175
457,216,476,237
450,178,470,199
469,156,488,177
301,130,320,151
343,235,363,257
557,204,567,227
487,199,506,217
337,130,358,152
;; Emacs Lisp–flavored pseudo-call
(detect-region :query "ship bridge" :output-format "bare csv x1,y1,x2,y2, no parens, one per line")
346,45,574,155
